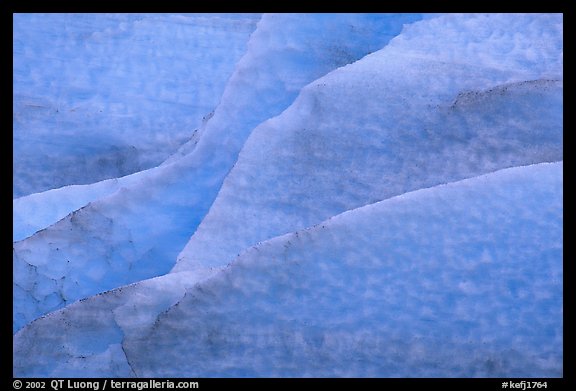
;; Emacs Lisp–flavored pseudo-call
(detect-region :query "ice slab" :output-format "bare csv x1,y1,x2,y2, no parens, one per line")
14,162,563,377
13,13,423,332
174,13,563,273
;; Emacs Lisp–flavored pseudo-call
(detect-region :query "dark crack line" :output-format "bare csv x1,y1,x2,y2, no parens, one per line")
121,339,138,377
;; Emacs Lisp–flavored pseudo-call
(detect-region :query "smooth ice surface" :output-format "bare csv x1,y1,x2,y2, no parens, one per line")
13,13,423,332
13,13,259,197
174,13,563,273
13,162,563,377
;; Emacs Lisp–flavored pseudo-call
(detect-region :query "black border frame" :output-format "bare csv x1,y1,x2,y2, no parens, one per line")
6,2,572,389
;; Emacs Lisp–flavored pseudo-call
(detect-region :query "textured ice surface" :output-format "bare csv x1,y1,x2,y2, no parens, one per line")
12,13,563,378
13,162,563,377
13,13,259,197
13,168,153,242
174,13,563,273
12,166,205,333
13,13,423,332
162,13,424,165
13,271,208,377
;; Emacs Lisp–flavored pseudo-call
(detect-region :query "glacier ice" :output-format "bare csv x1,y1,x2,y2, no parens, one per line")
13,168,153,242
13,162,563,377
13,13,260,198
13,13,424,332
174,13,563,273
13,13,563,378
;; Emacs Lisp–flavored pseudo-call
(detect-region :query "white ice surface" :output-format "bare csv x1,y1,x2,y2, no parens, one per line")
13,162,563,377
13,13,423,332
13,13,259,198
174,13,563,273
